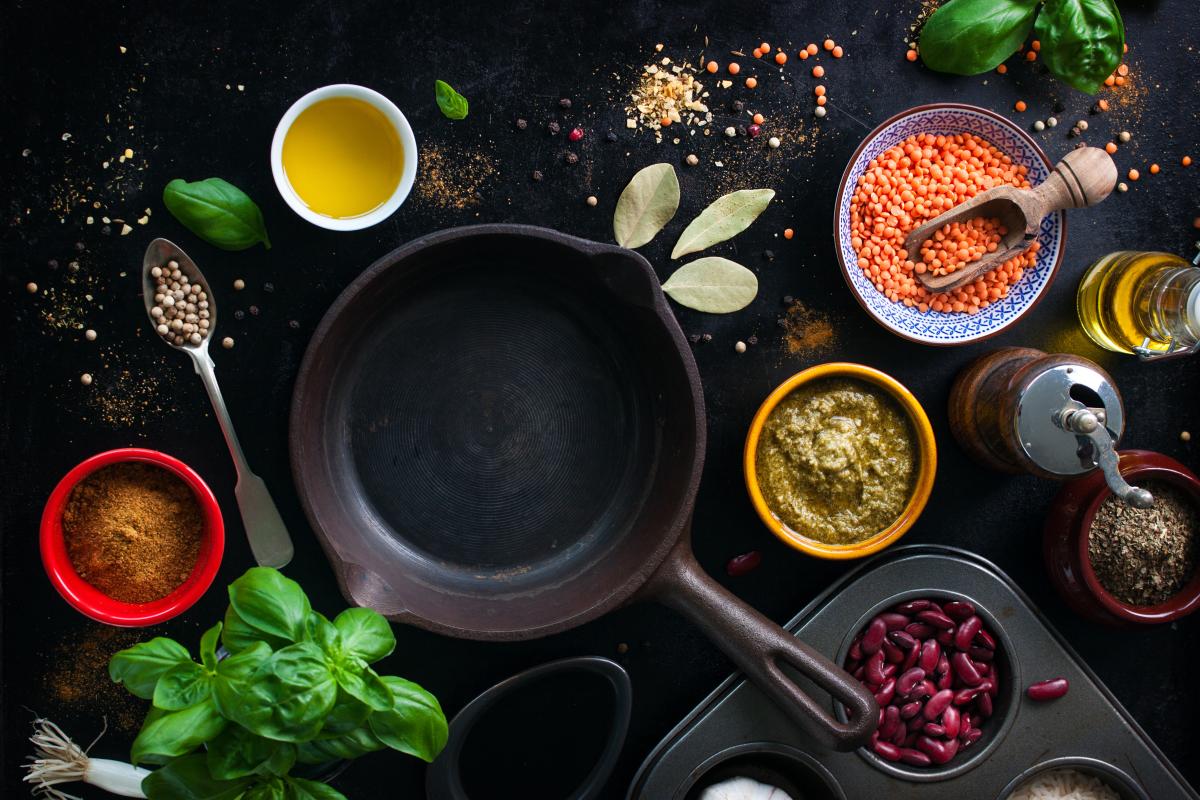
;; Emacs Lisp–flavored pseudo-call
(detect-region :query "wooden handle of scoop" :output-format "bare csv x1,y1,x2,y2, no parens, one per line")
1030,147,1118,215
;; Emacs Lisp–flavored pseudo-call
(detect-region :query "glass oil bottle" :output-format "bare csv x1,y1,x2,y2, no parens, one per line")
1076,250,1200,359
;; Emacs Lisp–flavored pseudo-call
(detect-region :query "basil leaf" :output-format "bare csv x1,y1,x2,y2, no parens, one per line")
200,622,223,672
434,80,469,120
229,567,311,644
224,605,290,654
153,661,213,711
222,642,338,742
662,257,759,314
333,607,395,664
296,727,383,764
110,637,193,700
213,642,273,720
918,0,1040,75
305,610,342,656
613,163,680,249
207,725,297,780
287,777,349,800
243,779,288,800
368,676,448,763
163,178,271,251
1035,0,1124,93
131,699,227,765
141,754,252,800
671,188,774,259
316,689,372,737
334,663,393,711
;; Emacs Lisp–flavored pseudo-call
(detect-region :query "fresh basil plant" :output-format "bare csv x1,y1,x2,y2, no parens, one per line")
919,0,1124,94
110,567,448,800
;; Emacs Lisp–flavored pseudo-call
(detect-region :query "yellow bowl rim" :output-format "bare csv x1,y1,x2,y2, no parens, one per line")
743,362,937,560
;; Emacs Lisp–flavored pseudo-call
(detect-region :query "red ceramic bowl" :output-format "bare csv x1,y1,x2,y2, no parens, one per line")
1044,450,1200,627
40,448,224,626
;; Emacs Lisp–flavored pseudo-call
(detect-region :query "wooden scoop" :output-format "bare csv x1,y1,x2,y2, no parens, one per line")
906,147,1117,293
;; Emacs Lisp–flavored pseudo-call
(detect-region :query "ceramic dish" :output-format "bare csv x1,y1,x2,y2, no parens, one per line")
40,448,224,626
744,363,936,559
1044,449,1200,626
270,83,418,231
834,103,1066,345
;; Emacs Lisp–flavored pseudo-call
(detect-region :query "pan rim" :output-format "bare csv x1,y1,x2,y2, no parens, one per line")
289,223,707,640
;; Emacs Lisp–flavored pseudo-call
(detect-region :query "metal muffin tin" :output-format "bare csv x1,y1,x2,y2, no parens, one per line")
628,545,1197,800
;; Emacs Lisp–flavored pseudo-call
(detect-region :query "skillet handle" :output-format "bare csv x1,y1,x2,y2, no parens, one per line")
645,536,878,751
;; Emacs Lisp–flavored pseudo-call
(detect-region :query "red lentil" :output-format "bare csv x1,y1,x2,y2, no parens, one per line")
1014,100,1027,112
784,228,795,239
775,51,788,65
849,132,1038,315
1150,163,1160,175
906,49,918,62
1183,156,1193,167
745,77,758,89
1128,168,1140,181
812,65,825,77
806,43,818,55
832,45,844,58
1105,142,1118,155
728,62,741,75
996,64,1007,74
823,38,835,51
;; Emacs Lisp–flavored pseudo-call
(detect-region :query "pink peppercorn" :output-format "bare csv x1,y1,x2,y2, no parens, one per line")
568,127,584,142
747,124,761,138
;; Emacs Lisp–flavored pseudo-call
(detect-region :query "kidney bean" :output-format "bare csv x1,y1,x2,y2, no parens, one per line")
951,652,984,686
899,701,922,720
873,740,902,761
916,735,959,765
895,599,932,614
882,640,905,664
923,723,946,737
888,630,918,650
943,600,976,621
917,609,955,629
942,705,961,739
969,646,994,662
865,650,886,687
848,636,863,661
852,665,865,681
924,688,954,720
880,612,911,630
975,628,996,650
891,724,908,745
896,667,926,696
846,658,862,675
905,622,935,639
902,645,920,672
1027,678,1069,701
960,711,972,734
874,677,896,706
881,662,898,679
953,686,983,706
918,639,940,673
907,715,926,732
908,679,935,700
879,704,901,739
936,665,954,691
985,677,998,697
936,628,955,646
862,618,888,655
977,692,993,718
954,615,982,651
726,550,762,576
898,748,932,767
961,727,983,747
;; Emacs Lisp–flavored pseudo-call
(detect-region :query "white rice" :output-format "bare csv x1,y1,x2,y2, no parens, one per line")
1008,767,1122,800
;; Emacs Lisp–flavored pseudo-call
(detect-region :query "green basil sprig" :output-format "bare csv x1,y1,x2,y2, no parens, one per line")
434,79,469,120
918,0,1124,94
110,567,448,799
163,177,271,251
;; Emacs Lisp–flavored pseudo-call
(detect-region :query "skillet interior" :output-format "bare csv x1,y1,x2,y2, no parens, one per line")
291,228,702,638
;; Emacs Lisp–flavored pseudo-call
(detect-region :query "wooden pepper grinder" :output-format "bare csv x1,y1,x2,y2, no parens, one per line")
948,347,1153,507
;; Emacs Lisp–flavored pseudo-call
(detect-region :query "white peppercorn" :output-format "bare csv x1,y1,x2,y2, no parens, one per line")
222,337,234,349
80,373,93,386
1118,130,1131,142
814,106,826,118
233,279,245,291
1033,120,1045,132
586,195,598,207
26,282,38,293
724,126,736,137
686,153,699,166
734,340,747,354
85,329,97,341
767,136,780,148
1117,182,1128,192
1046,117,1058,127
1077,119,1089,131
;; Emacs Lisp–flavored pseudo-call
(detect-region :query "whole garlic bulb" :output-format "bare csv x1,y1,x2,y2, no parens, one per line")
699,776,795,800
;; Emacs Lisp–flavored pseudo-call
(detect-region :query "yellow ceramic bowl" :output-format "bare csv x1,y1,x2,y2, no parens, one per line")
744,363,936,560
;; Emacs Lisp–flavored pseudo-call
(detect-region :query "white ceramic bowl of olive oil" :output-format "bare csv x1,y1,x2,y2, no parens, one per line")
271,84,418,231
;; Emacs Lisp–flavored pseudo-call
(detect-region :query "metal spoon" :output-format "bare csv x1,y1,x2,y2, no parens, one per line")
142,238,294,568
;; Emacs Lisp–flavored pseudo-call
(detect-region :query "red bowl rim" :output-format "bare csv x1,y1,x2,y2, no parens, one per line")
1076,459,1200,624
40,448,225,626
832,101,1068,347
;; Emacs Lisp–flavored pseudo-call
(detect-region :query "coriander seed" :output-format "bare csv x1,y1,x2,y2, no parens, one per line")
26,282,37,294
586,195,598,207
1119,131,1131,142
233,279,245,290
1183,431,1193,442
686,153,699,166
80,373,93,386
735,341,747,354
222,337,234,349
85,329,97,341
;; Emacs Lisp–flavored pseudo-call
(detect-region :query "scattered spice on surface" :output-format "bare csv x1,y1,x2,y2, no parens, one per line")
627,53,712,142
43,626,143,733
1088,481,1198,606
63,462,203,604
779,300,836,355
413,141,498,211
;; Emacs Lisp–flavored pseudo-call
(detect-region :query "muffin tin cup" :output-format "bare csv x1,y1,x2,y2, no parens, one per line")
831,588,1021,782
628,545,1195,800
678,743,846,800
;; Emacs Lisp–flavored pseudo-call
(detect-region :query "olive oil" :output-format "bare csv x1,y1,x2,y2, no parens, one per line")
1076,251,1200,357
281,97,403,219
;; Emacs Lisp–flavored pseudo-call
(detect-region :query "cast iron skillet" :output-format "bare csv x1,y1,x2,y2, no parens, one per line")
290,224,876,749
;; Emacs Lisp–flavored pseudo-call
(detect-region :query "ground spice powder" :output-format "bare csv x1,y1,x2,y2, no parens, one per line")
1088,480,1198,606
63,462,202,603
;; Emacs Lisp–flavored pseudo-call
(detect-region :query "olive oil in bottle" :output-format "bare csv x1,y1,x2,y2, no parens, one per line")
1076,251,1200,359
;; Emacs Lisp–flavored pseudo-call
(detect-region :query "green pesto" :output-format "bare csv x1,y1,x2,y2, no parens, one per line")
756,378,916,545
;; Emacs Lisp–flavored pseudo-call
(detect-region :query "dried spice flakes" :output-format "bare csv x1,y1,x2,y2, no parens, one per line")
779,300,836,355
627,54,714,143
413,141,498,211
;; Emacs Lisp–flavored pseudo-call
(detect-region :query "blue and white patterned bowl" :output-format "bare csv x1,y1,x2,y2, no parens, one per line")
834,104,1066,346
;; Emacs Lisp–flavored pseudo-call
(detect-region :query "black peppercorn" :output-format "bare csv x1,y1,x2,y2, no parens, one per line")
559,97,572,109
564,152,579,165
731,100,745,113
249,305,260,316
74,241,85,251
547,121,561,135
688,333,702,344
763,250,775,261
47,259,58,270
263,282,275,293
701,333,713,342
516,118,528,130
783,295,794,305
288,319,300,330
747,335,758,346
605,131,618,142
737,125,748,137
531,170,544,182
234,309,245,320
1053,100,1065,112
100,225,111,235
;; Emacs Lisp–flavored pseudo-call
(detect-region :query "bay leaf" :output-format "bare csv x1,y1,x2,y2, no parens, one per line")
661,257,758,314
613,163,680,249
670,188,775,259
